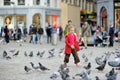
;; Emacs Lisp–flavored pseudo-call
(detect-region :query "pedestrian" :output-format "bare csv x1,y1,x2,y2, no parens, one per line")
81,21,91,49
32,25,37,44
108,23,114,47
46,25,52,43
59,26,63,41
64,26,80,67
51,26,58,46
64,20,72,36
29,26,32,43
4,25,10,43
37,25,44,44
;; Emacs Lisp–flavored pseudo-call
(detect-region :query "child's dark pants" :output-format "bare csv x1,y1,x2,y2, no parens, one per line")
64,48,80,64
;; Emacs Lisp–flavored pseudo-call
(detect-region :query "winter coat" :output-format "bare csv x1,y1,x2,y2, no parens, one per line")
64,33,80,54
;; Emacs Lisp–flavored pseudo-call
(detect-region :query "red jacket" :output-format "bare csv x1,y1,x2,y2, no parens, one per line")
64,34,80,54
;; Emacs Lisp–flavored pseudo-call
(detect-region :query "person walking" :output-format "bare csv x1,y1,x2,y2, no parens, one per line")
59,26,63,41
64,20,72,36
46,25,52,43
81,21,91,49
64,26,80,67
109,23,114,47
4,25,10,43
37,25,44,44
32,25,37,44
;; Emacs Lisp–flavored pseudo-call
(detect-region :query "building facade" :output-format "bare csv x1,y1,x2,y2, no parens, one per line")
0,0,61,31
97,0,120,31
0,0,96,32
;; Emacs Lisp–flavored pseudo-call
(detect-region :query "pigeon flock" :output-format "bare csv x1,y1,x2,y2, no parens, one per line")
1,42,120,80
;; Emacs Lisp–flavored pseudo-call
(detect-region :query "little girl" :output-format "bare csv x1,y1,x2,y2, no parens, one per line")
64,26,80,67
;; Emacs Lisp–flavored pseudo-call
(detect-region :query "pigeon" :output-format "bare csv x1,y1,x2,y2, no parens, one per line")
40,51,45,57
50,72,60,80
95,76,100,80
9,49,16,53
38,62,50,71
106,68,118,80
95,60,107,71
95,56,104,65
3,51,7,58
29,51,33,57
108,60,120,67
82,53,86,58
37,51,40,56
6,56,12,60
48,49,55,58
24,66,31,72
30,62,39,69
83,62,91,70
13,50,19,56
85,57,88,62
24,51,27,57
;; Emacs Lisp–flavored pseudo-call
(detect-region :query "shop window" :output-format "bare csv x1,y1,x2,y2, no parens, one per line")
18,0,25,5
4,0,10,6
33,0,40,5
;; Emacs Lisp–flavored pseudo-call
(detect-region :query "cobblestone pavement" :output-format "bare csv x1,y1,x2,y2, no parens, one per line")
0,37,120,80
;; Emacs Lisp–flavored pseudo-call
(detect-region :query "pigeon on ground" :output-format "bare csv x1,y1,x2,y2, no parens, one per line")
95,55,104,65
95,76,100,80
37,51,40,56
83,62,91,70
105,68,118,80
38,62,50,71
3,50,7,58
6,56,12,60
84,57,88,62
9,49,16,53
30,62,39,69
82,53,86,58
24,51,27,57
29,51,33,57
50,72,60,80
13,50,19,56
95,60,107,71
48,49,55,58
40,51,45,57
108,57,120,67
24,66,31,72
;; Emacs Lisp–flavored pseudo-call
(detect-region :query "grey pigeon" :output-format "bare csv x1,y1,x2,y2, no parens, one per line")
13,50,19,56
6,56,12,60
106,68,118,80
82,53,86,58
38,62,50,71
3,51,7,58
50,72,60,80
95,60,107,71
24,51,27,57
108,58,120,67
24,66,31,72
30,62,39,69
37,51,40,56
95,76,100,80
40,51,45,57
9,49,16,53
83,62,91,70
29,51,33,57
48,49,55,58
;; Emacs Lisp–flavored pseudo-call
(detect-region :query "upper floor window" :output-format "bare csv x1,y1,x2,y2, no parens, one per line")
47,0,50,6
18,0,25,5
4,0,10,6
33,0,40,5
